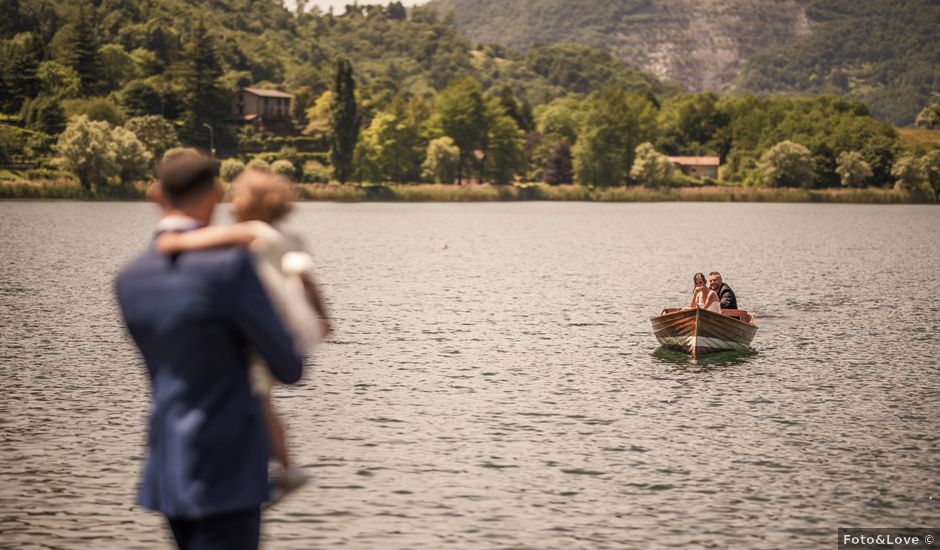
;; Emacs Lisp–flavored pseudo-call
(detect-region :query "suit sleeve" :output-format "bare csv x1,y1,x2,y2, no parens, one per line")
719,287,737,309
228,250,303,384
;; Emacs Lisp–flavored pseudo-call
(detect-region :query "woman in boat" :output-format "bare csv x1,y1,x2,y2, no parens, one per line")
687,272,721,313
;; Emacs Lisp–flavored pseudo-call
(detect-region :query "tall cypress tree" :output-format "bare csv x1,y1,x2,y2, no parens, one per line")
69,2,100,96
179,20,228,148
330,58,359,183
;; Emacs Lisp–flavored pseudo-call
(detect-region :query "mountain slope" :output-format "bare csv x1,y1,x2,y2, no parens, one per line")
427,0,940,124
426,0,812,91
735,0,940,125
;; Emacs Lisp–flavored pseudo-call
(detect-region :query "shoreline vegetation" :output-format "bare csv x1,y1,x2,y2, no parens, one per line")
1,179,934,204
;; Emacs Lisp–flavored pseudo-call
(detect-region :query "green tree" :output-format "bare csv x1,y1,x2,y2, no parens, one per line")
356,112,420,183
111,126,152,185
179,20,229,146
916,94,940,129
124,116,179,164
36,61,81,99
657,93,728,156
330,58,360,184
130,48,162,77
543,140,573,185
422,136,460,183
54,115,117,191
534,94,585,146
497,84,533,132
574,87,657,187
121,80,163,117
629,142,676,188
891,155,922,191
21,96,67,134
386,2,407,20
483,102,525,184
835,151,873,187
3,32,42,113
758,140,815,188
434,76,487,183
67,2,101,96
97,44,137,93
303,90,334,142
921,150,940,203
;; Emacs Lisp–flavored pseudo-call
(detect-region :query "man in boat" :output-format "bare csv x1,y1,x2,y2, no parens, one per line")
708,271,738,310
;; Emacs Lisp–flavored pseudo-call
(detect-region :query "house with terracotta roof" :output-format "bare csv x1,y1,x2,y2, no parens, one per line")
667,156,720,179
232,87,294,132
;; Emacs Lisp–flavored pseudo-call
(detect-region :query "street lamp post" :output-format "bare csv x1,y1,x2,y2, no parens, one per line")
203,123,216,159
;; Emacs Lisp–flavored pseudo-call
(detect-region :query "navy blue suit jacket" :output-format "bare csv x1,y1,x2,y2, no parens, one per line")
116,243,303,519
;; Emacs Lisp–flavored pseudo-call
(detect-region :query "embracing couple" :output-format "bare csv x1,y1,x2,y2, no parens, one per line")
687,271,737,313
115,151,331,549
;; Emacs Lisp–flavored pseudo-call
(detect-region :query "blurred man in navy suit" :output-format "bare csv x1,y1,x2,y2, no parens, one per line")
115,152,303,549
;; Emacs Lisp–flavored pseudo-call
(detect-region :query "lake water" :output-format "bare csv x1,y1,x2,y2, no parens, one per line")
1,202,938,549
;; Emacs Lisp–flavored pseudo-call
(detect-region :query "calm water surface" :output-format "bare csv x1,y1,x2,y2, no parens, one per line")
1,202,938,549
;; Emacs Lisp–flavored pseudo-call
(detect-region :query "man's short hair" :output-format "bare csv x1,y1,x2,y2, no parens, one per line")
157,151,219,207
708,271,722,279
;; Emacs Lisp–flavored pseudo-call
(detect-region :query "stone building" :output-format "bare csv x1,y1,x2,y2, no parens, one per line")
667,156,720,179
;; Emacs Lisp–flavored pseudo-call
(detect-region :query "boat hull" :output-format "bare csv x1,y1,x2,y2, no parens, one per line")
650,308,757,357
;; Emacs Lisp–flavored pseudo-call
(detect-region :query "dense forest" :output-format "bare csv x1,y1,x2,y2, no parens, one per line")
429,0,940,126
1,0,939,199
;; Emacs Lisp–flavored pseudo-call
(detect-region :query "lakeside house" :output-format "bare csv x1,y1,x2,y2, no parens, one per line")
667,156,720,179
232,87,294,133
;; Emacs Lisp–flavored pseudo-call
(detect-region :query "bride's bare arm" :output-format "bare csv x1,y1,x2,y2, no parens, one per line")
688,288,700,308
155,224,258,254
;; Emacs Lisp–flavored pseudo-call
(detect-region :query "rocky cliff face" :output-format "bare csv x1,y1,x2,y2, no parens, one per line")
429,0,813,91
606,0,813,91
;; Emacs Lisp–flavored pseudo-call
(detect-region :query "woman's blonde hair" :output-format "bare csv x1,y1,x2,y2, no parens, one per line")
230,168,295,223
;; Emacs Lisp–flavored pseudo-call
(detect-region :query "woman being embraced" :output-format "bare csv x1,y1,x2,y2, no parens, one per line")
687,272,721,313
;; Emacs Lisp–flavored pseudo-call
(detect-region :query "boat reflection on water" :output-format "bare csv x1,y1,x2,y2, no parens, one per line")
652,346,757,367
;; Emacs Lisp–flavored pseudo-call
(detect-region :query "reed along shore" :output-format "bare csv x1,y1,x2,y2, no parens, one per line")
0,179,933,204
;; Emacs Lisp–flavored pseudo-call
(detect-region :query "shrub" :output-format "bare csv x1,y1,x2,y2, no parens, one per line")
24,168,76,181
270,159,296,179
163,147,200,160
220,159,245,182
246,158,270,171
62,98,126,126
302,161,332,183
21,96,67,134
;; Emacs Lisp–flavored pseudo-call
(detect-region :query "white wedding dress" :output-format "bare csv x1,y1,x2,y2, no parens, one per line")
696,289,722,314
243,221,324,393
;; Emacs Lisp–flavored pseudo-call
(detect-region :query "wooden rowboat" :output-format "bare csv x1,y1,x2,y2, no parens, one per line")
650,307,758,358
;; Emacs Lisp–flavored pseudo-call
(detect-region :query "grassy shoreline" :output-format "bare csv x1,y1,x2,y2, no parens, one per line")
1,179,934,204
